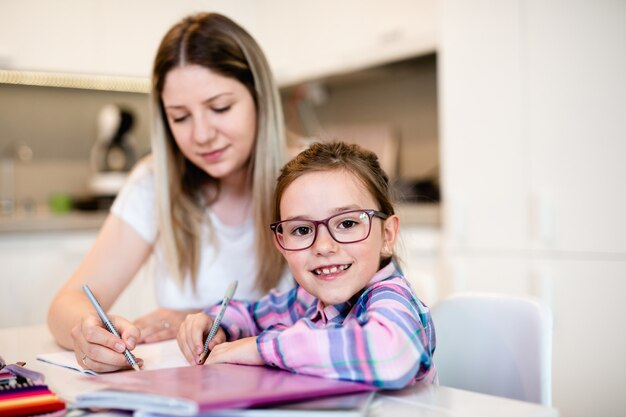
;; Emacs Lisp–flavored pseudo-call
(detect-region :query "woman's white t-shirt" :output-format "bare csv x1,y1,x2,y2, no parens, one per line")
111,158,292,310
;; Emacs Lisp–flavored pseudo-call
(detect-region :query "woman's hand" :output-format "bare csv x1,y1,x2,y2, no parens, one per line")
177,312,228,365
205,337,263,366
71,312,144,373
134,308,196,343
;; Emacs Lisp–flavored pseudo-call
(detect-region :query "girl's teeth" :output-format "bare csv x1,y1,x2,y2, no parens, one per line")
316,265,348,275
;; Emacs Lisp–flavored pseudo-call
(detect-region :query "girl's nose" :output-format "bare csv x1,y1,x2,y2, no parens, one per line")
312,225,338,255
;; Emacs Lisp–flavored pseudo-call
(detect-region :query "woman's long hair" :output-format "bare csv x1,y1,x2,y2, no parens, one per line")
150,12,286,292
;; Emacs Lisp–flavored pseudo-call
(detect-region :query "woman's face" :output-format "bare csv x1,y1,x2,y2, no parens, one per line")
161,65,257,183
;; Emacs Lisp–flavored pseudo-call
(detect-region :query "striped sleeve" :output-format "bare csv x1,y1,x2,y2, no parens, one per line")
204,285,316,340
256,277,436,389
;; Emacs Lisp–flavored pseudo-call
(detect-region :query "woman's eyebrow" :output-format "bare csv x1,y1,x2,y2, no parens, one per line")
164,92,234,109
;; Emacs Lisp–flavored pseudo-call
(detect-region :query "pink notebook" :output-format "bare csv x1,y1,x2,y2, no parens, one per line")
74,363,376,416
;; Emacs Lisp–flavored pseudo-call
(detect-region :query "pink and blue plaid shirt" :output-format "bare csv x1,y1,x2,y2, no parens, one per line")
205,261,437,389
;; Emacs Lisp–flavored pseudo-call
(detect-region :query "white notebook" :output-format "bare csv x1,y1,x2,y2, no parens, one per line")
37,339,188,375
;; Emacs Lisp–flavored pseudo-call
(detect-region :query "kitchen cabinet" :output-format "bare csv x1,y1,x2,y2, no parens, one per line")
0,229,156,328
255,0,438,86
0,1,437,87
0,1,221,78
525,1,626,254
439,0,528,252
0,231,95,328
439,1,626,416
541,259,626,416
441,0,626,254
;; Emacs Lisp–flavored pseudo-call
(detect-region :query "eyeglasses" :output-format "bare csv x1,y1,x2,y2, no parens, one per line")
270,209,389,251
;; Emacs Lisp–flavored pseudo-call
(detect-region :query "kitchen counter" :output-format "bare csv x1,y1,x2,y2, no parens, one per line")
0,204,440,233
0,209,108,233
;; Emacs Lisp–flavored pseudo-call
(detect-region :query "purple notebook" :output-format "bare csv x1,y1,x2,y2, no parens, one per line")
75,363,376,416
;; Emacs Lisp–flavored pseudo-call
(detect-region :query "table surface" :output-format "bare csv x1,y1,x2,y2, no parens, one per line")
0,325,559,417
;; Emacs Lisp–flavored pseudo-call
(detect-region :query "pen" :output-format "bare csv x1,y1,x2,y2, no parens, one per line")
198,280,238,365
82,284,141,371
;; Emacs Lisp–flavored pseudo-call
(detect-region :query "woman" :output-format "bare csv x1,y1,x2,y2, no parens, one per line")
47,12,290,373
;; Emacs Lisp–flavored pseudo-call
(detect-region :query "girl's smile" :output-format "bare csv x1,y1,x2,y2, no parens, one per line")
311,263,351,280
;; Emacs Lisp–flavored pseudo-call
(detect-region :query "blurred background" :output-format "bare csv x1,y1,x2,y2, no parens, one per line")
0,1,624,416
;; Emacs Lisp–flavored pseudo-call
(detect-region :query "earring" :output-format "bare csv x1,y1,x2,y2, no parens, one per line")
382,243,392,256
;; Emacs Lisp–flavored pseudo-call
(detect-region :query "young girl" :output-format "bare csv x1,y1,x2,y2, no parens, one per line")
177,141,437,389
47,12,291,373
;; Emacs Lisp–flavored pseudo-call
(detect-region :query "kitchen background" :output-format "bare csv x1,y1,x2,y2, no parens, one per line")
1,1,625,417
0,54,439,210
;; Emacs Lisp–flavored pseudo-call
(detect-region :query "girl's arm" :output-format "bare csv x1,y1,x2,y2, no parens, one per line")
205,285,315,340
255,278,436,389
178,286,312,364
200,286,315,366
47,214,152,372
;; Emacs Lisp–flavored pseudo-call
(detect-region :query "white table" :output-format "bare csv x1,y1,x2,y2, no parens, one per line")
0,325,559,416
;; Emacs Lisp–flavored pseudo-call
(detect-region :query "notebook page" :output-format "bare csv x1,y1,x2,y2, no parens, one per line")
37,339,187,375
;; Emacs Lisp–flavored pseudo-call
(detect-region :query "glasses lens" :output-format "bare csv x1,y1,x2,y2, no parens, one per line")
328,210,371,243
277,220,316,250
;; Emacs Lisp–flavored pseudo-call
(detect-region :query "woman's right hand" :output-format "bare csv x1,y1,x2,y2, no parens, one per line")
177,312,227,365
70,312,144,373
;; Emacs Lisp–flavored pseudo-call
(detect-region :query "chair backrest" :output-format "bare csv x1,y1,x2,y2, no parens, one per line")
431,292,552,405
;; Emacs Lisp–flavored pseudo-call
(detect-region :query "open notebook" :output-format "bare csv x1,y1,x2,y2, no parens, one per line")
73,363,377,416
37,339,187,375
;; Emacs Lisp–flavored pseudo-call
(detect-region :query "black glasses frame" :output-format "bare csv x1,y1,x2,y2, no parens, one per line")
270,209,389,251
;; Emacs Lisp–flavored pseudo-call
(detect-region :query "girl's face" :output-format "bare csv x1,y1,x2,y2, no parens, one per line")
276,170,399,306
161,65,257,183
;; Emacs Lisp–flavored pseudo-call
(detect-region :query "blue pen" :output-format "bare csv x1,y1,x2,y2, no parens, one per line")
82,284,141,371
198,280,238,365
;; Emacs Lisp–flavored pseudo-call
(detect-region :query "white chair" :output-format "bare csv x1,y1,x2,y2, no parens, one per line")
431,292,553,405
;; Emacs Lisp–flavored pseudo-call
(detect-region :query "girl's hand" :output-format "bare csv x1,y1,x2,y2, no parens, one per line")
205,337,263,366
177,312,228,365
71,312,144,373
134,308,196,343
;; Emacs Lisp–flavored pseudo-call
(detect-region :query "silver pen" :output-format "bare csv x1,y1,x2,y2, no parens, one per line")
198,280,238,365
82,284,141,371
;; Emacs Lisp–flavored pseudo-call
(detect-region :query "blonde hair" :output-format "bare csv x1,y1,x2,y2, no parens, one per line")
150,12,286,292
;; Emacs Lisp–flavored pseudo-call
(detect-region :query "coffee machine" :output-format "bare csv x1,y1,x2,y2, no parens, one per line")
87,104,136,208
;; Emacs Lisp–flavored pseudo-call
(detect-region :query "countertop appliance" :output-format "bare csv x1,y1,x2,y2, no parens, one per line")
87,104,136,205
